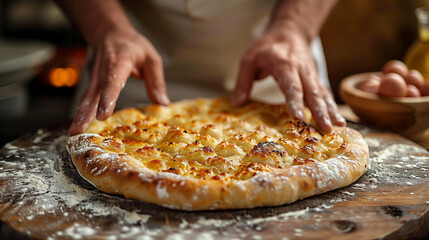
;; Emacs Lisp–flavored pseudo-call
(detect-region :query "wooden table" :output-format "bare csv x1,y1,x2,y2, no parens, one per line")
0,123,428,240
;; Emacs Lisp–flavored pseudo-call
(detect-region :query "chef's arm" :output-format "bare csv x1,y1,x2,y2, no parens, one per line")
54,0,132,45
269,0,337,44
231,0,345,132
54,0,169,135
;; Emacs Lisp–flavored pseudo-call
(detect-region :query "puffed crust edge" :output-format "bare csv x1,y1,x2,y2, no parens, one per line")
67,126,369,211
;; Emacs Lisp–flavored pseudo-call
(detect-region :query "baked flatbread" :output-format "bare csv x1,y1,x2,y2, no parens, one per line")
67,98,369,210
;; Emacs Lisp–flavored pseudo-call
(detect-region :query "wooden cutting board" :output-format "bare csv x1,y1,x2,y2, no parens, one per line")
0,123,428,240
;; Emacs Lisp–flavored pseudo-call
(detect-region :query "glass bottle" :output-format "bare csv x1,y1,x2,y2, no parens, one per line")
405,7,429,82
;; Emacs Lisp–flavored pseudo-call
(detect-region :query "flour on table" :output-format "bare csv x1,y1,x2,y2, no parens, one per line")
373,144,427,160
0,129,152,239
364,137,380,147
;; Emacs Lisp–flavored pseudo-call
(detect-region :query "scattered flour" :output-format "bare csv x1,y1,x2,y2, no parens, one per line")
0,130,152,239
374,144,427,160
365,137,380,147
63,224,97,239
32,129,51,143
340,191,356,197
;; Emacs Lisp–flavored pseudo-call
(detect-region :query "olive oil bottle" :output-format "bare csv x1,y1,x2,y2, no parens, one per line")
405,8,429,82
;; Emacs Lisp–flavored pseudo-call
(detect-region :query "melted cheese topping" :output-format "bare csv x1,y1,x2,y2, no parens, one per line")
84,98,346,182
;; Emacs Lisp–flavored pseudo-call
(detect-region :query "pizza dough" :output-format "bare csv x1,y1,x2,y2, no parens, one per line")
67,98,369,210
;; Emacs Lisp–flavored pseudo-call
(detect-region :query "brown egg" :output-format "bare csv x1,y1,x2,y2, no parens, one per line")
378,73,407,97
404,70,424,89
357,79,380,94
420,81,429,96
382,60,409,77
406,85,421,97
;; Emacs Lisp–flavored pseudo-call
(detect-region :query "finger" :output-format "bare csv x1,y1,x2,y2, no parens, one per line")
300,67,333,132
230,55,255,107
321,86,346,126
69,88,101,135
69,52,102,135
142,53,169,105
272,66,305,121
96,56,133,120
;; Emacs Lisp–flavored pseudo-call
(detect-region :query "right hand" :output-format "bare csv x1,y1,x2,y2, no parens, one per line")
230,22,345,132
68,29,169,135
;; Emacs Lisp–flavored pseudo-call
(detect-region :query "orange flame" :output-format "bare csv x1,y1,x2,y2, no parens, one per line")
48,67,79,87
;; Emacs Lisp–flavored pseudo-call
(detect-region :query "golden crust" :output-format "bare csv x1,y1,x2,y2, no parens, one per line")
67,98,369,210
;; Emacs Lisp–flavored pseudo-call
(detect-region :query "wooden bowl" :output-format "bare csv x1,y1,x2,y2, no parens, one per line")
340,72,429,148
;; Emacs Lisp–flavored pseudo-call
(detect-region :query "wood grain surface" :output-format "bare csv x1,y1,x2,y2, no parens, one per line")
0,123,428,240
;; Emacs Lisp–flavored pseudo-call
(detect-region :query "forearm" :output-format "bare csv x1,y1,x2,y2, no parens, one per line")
269,0,337,42
55,0,134,45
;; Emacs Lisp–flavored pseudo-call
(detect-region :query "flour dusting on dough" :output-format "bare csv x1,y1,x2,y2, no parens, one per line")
156,182,169,199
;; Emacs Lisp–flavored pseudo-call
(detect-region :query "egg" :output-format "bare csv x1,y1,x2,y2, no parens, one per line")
404,70,424,89
406,85,421,97
378,73,407,97
357,79,380,94
382,60,409,77
420,81,429,96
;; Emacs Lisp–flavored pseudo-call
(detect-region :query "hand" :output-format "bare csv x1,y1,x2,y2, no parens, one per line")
230,24,345,132
68,29,169,135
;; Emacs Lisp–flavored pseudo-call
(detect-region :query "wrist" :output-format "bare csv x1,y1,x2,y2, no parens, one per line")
86,23,128,45
84,17,136,46
265,20,312,44
61,0,135,46
266,0,337,44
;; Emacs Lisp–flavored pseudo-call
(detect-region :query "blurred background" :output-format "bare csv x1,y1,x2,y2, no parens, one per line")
0,0,428,146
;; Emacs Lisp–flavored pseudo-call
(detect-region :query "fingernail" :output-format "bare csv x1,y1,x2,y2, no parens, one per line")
98,106,105,115
337,114,346,125
81,122,90,132
231,91,246,106
158,93,170,105
96,106,106,120
324,117,333,131
297,109,305,121
337,113,346,122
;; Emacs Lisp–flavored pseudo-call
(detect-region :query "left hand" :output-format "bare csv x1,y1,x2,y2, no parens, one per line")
68,28,169,135
230,23,345,132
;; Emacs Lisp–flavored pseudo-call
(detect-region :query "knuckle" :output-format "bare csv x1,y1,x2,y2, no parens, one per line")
103,51,117,66
105,71,123,86
240,54,254,65
324,93,334,102
291,82,302,91
299,65,311,76
105,75,116,85
305,93,323,106
147,53,163,66
278,58,297,71
325,97,337,111
322,86,333,97
113,58,132,71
